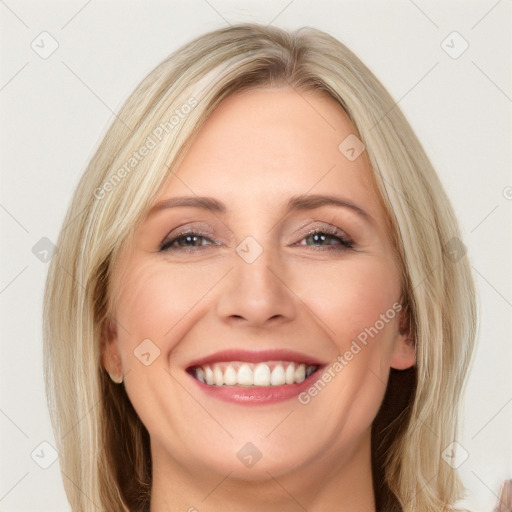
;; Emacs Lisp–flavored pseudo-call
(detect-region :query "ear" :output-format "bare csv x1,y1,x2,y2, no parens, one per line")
389,305,415,370
100,316,122,379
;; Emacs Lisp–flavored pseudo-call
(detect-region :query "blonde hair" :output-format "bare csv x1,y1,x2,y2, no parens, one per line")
43,23,477,512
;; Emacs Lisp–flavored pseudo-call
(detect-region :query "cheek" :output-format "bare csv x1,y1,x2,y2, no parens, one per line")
293,254,401,342
291,257,401,438
110,259,222,427
111,258,222,367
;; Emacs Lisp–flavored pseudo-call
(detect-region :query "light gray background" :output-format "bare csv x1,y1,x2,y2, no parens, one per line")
1,1,511,511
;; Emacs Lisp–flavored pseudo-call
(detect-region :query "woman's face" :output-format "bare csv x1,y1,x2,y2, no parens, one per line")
103,87,414,483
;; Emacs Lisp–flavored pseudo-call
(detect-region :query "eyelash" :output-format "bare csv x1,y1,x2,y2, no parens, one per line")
159,226,354,253
297,226,354,250
159,230,219,253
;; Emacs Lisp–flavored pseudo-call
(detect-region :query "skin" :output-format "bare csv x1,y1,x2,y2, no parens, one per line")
102,87,415,512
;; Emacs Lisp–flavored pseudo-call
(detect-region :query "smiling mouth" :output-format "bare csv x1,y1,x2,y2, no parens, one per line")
188,361,319,387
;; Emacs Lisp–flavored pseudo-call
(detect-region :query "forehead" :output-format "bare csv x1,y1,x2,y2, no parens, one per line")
155,87,385,223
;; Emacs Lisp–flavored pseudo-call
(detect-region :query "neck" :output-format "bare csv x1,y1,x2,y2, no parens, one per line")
149,429,376,512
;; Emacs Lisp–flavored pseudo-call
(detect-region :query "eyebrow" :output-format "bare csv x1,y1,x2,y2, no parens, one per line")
148,194,372,222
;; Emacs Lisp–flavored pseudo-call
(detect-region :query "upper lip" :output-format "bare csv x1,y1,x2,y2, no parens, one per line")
186,349,327,369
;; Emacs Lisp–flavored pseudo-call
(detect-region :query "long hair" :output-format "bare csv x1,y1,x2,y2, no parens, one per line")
43,23,477,512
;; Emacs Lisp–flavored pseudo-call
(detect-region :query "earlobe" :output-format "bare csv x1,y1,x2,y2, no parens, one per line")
390,337,416,370
390,306,416,370
100,317,123,383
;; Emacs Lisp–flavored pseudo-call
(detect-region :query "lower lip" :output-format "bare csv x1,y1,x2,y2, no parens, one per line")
188,369,324,405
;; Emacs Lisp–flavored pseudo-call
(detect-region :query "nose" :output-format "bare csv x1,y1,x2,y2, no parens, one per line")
215,245,297,327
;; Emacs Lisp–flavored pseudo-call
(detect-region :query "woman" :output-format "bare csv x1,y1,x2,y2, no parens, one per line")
43,23,476,512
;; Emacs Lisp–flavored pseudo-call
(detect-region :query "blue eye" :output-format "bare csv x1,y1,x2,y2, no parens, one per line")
298,228,353,249
160,232,217,252
159,227,354,253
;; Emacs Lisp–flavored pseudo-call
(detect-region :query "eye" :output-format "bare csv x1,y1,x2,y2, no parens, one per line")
297,227,354,249
159,226,353,253
159,231,219,252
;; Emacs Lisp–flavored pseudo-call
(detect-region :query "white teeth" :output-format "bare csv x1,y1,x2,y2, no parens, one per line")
253,363,271,386
204,366,214,385
237,363,253,386
294,363,306,383
213,366,224,386
195,367,205,383
270,365,286,386
223,364,237,385
193,361,318,387
285,363,295,384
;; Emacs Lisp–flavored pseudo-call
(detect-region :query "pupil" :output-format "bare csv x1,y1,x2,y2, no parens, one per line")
180,235,200,246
